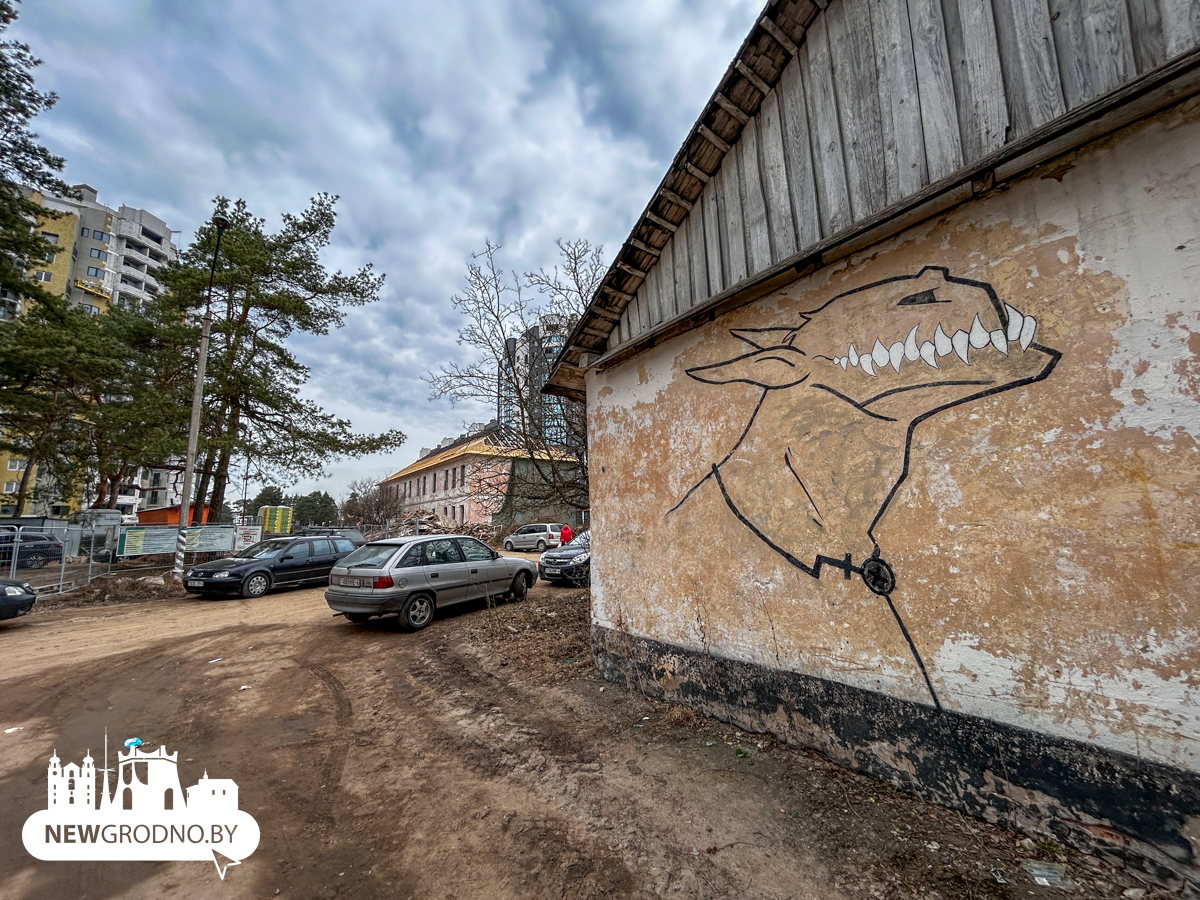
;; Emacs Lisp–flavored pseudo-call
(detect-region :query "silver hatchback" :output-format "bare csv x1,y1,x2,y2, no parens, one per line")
502,523,565,552
324,534,538,631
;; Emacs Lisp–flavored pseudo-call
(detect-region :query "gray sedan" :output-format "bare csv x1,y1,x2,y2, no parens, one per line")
324,534,538,631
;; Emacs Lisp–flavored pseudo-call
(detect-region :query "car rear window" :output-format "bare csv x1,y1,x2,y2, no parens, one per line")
340,543,405,568
334,538,356,553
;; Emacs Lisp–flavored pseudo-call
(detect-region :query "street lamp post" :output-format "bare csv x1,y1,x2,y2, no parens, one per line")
172,213,231,579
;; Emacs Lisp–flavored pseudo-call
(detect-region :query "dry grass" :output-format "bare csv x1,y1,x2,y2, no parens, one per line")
465,586,593,685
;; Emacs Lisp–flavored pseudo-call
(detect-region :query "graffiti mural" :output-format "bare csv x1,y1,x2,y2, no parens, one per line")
670,267,1061,706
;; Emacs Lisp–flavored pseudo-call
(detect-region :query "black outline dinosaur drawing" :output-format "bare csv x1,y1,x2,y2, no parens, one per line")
669,267,1062,707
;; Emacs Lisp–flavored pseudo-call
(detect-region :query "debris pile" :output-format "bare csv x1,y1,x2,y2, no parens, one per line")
363,514,503,546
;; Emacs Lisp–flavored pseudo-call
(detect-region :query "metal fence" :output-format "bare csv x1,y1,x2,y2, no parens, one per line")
1,524,191,595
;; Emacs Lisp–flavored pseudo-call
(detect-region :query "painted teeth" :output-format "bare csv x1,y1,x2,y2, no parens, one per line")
872,338,889,368
832,304,1036,376
934,324,952,357
1005,304,1023,341
1019,315,1037,350
952,329,970,364
969,314,990,349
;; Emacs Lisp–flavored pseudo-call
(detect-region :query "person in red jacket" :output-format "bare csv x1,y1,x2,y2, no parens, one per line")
559,524,573,546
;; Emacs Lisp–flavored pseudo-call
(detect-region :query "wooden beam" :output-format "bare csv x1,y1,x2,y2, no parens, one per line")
659,188,694,212
600,285,635,301
683,161,711,183
698,123,732,153
644,210,679,233
581,324,610,339
589,306,621,323
735,60,772,96
759,15,798,56
617,261,647,279
628,238,661,257
713,93,750,124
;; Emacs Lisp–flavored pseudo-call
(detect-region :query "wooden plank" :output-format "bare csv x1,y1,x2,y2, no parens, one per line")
1049,0,1135,109
702,176,724,294
688,198,709,305
628,238,661,258
616,260,647,279
672,224,692,317
1126,0,1167,72
644,210,678,233
868,0,929,201
590,305,621,323
737,117,773,274
698,123,732,153
1160,0,1200,57
906,0,963,181
760,15,799,56
683,161,711,183
735,59,772,95
942,0,1009,159
826,0,888,219
616,307,629,346
719,153,750,285
777,56,823,247
655,239,673,325
800,13,854,235
714,93,751,124
756,90,798,262
991,0,1066,136
661,188,694,212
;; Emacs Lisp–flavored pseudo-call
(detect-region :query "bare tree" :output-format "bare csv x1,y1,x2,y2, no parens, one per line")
339,474,405,525
427,240,604,525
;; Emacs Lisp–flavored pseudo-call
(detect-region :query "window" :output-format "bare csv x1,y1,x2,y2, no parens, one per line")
80,227,90,237
451,468,456,489
87,266,102,277
89,248,107,260
94,231,110,243
149,491,160,505
311,539,334,555
7,459,27,470
141,227,163,245
421,539,462,565
287,541,311,559
81,304,99,315
333,538,356,553
457,538,492,562
3,482,17,493
459,504,465,521
41,232,58,244
34,270,51,282
43,250,55,262
151,473,161,486
461,465,466,486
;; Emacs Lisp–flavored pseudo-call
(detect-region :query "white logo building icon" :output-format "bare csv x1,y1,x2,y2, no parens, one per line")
24,736,259,879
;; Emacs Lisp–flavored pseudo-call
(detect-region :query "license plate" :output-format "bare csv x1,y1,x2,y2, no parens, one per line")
339,577,364,587
186,580,203,588
544,567,561,576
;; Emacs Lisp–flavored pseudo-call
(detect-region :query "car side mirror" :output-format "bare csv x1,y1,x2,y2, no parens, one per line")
492,550,500,559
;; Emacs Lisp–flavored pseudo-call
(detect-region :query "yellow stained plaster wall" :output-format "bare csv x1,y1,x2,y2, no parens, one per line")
587,96,1200,773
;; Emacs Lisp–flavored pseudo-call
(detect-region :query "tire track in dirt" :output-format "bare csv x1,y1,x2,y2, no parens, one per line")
296,660,353,828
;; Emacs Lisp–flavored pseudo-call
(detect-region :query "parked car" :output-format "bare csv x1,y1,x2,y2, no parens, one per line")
502,523,564,552
537,530,590,586
293,526,368,545
0,531,65,570
0,577,36,621
326,534,538,631
183,533,363,598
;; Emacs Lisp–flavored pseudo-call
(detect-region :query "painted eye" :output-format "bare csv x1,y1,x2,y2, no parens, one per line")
897,290,948,306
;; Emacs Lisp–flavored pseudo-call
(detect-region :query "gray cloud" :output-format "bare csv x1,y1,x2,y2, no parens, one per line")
13,0,759,500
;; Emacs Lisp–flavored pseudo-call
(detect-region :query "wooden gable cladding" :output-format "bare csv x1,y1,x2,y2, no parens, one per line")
546,0,1200,399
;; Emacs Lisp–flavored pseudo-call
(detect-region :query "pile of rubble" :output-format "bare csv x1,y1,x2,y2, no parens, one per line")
363,514,503,547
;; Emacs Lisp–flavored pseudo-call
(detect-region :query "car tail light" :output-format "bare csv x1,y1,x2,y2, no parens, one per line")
373,575,394,589
328,574,333,585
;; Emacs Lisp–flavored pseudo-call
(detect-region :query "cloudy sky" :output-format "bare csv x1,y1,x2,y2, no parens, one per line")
13,0,759,501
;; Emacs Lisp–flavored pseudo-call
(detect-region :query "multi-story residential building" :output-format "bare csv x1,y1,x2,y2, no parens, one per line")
0,185,180,517
498,314,571,446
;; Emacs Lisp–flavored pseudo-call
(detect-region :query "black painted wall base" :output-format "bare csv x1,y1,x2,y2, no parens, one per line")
592,624,1200,896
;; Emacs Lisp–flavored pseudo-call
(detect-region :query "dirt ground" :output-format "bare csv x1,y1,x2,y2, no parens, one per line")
0,572,1169,899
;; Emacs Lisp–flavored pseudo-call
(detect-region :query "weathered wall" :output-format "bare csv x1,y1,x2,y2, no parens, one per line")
587,96,1200,888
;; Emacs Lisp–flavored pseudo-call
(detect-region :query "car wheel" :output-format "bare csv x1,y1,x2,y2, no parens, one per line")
398,593,434,631
242,573,271,598
536,540,546,551
509,572,530,602
22,552,47,569
346,613,371,624
504,541,514,551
